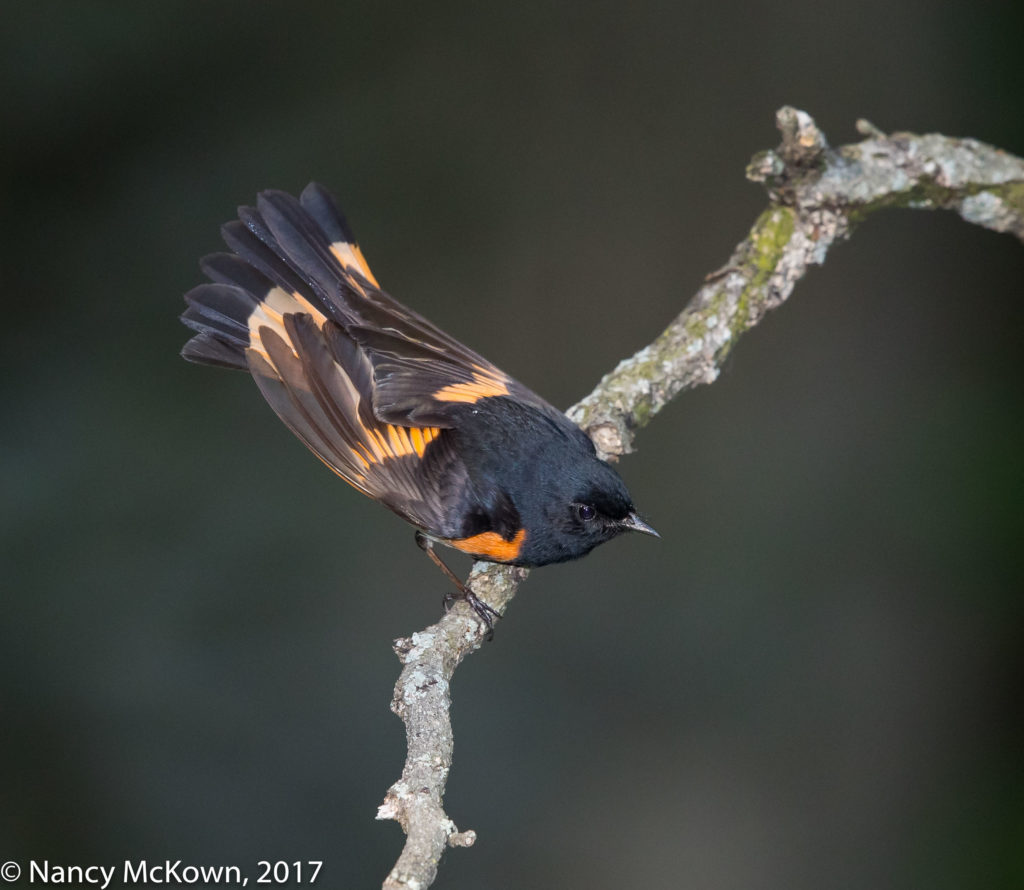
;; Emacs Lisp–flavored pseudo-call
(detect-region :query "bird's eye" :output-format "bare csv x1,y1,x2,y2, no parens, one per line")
576,504,597,522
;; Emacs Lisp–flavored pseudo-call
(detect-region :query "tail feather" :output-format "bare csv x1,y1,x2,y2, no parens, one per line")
180,331,248,370
200,252,277,297
180,184,379,378
180,283,257,368
254,190,346,301
181,283,256,342
220,219,311,299
298,182,357,246
299,182,380,288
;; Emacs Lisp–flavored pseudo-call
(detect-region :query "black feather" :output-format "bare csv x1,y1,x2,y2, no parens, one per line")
299,182,358,247
200,252,274,299
181,284,254,341
255,190,346,301
181,332,247,369
221,220,313,302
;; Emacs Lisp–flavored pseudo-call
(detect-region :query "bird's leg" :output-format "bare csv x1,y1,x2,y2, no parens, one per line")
415,532,501,631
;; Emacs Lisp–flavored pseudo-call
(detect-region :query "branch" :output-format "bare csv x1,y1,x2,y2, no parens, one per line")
378,107,1024,889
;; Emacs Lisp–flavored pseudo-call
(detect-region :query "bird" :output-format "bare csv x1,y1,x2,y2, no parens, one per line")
180,183,658,625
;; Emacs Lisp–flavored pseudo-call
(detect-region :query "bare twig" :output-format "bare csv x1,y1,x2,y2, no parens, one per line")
378,107,1024,890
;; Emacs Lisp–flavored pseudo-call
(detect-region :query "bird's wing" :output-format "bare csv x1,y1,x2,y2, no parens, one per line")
255,184,557,426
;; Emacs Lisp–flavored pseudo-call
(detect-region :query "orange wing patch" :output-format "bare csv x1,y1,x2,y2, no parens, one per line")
409,425,438,457
434,367,510,404
449,528,527,562
352,422,440,467
248,288,440,470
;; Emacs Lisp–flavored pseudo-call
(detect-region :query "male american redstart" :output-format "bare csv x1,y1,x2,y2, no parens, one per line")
180,184,657,625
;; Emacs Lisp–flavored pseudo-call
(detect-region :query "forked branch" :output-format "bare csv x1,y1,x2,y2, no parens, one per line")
378,107,1024,890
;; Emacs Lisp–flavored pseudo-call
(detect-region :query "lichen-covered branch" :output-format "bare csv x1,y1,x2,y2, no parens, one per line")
378,564,526,890
378,107,1024,890
568,107,1024,458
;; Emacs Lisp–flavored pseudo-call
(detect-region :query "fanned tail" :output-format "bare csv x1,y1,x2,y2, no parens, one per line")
180,183,376,370
178,184,454,531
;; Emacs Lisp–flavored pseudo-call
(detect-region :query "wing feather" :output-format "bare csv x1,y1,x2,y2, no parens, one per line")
251,315,456,529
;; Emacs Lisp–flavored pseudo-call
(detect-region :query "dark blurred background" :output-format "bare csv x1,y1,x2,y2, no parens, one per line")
3,2,1022,888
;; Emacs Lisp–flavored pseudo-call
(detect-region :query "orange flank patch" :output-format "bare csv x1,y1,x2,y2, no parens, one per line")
449,528,527,562
434,368,510,404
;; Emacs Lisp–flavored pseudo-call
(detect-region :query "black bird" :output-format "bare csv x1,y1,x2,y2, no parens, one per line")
180,184,657,623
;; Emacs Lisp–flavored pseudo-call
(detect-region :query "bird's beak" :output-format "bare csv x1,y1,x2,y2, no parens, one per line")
620,512,660,538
